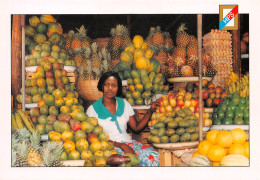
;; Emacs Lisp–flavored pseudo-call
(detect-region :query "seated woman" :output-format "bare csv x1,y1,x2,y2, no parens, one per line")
86,71,160,166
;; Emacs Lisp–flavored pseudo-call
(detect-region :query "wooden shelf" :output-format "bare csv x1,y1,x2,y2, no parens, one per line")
167,77,213,83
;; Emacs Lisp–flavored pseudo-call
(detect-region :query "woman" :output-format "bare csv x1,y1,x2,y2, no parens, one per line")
86,71,160,166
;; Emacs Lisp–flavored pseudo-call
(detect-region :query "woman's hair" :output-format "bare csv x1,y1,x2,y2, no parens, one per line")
97,71,123,97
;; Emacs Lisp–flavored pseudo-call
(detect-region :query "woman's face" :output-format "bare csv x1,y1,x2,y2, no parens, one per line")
103,76,118,98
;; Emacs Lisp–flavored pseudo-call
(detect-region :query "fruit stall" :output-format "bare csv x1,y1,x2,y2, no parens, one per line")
10,14,249,167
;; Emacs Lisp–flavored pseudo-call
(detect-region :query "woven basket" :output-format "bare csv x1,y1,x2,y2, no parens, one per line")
77,80,103,101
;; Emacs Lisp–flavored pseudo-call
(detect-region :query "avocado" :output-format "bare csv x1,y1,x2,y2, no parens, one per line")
179,121,189,128
131,70,140,79
154,121,165,129
150,129,159,136
167,121,178,129
170,134,180,143
190,133,199,141
176,127,185,135
180,133,191,142
151,135,160,143
160,136,169,143
185,127,196,134
157,127,166,137
165,129,175,136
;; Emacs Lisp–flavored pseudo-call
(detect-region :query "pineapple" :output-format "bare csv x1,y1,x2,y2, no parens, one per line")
167,65,176,78
186,55,198,70
108,28,116,50
206,63,216,77
65,30,75,52
16,141,29,167
173,66,181,77
74,53,84,68
26,130,42,167
173,55,186,67
173,46,187,58
110,46,121,60
121,25,131,47
153,26,164,46
187,35,198,58
202,65,208,76
91,42,102,79
164,32,174,48
176,23,190,47
113,25,124,48
155,46,168,64
202,52,211,66
77,25,91,48
180,65,194,77
146,27,156,46
82,47,92,71
101,47,111,72
70,33,82,53
41,141,63,167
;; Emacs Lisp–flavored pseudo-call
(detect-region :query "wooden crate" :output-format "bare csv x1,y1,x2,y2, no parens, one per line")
158,149,188,167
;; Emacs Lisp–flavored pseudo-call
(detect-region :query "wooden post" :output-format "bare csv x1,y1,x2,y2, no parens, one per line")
11,15,23,109
197,14,203,142
232,15,241,78
127,15,131,37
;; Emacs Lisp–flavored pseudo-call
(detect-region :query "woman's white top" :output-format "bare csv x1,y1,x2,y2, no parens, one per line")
86,99,135,143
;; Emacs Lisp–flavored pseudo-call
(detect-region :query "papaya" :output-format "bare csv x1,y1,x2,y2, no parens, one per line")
149,58,161,73
124,153,140,166
131,70,140,79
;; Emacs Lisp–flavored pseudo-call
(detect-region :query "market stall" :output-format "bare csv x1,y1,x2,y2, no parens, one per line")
11,14,249,167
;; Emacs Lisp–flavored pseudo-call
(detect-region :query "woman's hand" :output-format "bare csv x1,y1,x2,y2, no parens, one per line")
110,141,136,154
149,98,161,113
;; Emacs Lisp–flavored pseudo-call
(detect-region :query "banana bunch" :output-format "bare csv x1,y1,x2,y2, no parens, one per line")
12,109,35,133
226,72,239,86
226,73,249,97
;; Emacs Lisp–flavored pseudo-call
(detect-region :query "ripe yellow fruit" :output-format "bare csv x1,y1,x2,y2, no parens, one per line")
61,131,74,142
216,130,233,148
133,35,144,49
63,140,75,153
192,151,200,158
243,141,249,158
198,140,212,155
229,144,245,156
212,161,220,166
207,145,226,162
206,129,219,145
230,128,247,144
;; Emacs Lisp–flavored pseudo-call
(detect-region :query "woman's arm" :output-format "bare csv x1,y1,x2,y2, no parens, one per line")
128,100,161,133
110,140,135,154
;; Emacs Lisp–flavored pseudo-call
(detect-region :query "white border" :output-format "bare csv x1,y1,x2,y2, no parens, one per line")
1,0,259,180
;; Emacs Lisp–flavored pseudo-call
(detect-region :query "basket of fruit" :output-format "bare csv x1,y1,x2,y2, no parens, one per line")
77,80,103,101
152,141,199,151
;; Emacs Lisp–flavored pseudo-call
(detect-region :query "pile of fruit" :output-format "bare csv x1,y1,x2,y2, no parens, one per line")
124,69,168,105
107,24,131,65
212,92,249,125
12,128,63,167
25,15,65,55
190,128,249,166
203,29,233,87
147,106,199,144
226,72,249,98
185,79,228,108
166,24,216,78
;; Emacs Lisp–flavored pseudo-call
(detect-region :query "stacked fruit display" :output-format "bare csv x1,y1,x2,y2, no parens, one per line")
190,128,249,166
64,25,93,68
25,42,75,67
203,29,233,87
212,92,249,125
12,128,63,167
145,26,174,75
25,15,65,55
166,24,216,78
124,69,168,105
185,79,228,108
226,72,249,98
76,43,111,81
147,106,199,144
107,24,131,66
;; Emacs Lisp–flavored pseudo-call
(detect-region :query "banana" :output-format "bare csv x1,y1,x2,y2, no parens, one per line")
229,86,233,94
16,109,35,133
11,112,18,129
236,82,240,93
14,111,24,129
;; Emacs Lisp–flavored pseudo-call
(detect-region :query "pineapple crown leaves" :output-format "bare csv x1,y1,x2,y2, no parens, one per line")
12,149,17,167
115,24,124,35
68,30,75,37
164,32,171,38
16,141,28,158
17,128,31,142
155,26,162,33
102,59,109,71
98,51,103,60
11,133,19,150
91,42,98,53
29,130,41,151
86,60,92,72
84,47,92,59
148,45,160,54
41,148,54,167
122,25,130,36
101,47,108,60
110,28,116,36
177,23,188,34
41,141,63,166
76,25,87,37
149,27,156,35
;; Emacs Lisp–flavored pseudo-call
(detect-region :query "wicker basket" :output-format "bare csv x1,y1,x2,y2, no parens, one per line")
77,80,103,101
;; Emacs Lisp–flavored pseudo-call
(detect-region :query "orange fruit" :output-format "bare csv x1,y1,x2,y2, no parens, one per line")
224,147,229,156
192,151,200,158
63,140,75,153
243,141,249,158
230,128,247,144
198,140,212,155
229,144,245,156
61,131,74,142
207,145,226,162
212,161,220,166
216,130,233,148
206,130,219,145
